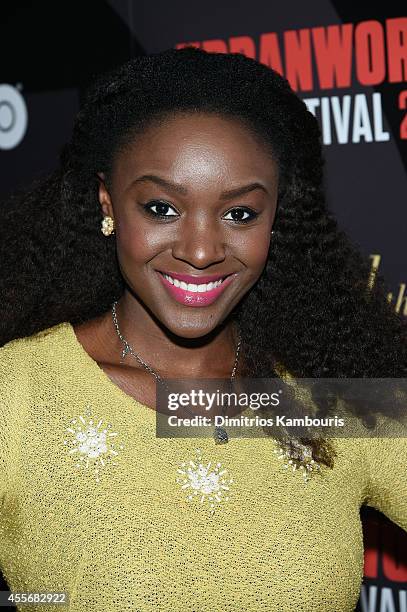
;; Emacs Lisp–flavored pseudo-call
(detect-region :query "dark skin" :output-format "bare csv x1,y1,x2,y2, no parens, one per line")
73,112,279,414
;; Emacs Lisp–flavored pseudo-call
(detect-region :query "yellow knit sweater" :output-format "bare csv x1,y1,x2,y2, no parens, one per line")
0,322,406,612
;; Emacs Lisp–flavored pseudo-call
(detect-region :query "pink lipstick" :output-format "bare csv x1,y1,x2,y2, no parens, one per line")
156,270,237,307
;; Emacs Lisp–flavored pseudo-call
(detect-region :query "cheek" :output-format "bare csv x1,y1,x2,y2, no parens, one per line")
236,226,272,270
114,222,157,270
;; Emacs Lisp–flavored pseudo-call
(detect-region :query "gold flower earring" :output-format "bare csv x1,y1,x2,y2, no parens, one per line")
101,216,115,236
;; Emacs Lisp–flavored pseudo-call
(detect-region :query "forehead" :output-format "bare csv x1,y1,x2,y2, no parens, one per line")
111,112,278,189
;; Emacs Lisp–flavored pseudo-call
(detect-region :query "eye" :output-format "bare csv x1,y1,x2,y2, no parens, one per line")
223,207,259,224
142,200,179,219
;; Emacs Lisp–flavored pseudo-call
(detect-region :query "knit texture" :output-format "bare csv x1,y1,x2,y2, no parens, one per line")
0,322,406,611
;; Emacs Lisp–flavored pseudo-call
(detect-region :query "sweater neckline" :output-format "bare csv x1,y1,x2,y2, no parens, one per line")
61,320,157,420
60,320,258,424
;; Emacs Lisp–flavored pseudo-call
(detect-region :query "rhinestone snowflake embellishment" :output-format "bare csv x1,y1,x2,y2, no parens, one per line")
64,404,124,482
176,448,234,515
274,439,321,483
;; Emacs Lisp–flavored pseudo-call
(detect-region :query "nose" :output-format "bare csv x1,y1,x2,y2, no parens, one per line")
171,217,227,269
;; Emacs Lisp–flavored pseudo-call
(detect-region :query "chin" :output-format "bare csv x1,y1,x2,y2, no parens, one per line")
160,311,225,340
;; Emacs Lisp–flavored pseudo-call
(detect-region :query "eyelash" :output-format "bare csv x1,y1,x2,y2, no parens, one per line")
141,200,259,225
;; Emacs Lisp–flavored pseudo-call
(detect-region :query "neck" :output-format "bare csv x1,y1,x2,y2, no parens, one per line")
110,291,241,379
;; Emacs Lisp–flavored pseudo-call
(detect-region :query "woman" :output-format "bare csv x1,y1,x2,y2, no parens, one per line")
0,47,406,611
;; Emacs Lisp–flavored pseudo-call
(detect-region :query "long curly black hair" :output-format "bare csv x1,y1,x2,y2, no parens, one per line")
1,47,406,465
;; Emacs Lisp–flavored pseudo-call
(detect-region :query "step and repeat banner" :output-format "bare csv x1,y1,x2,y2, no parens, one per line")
1,1,406,610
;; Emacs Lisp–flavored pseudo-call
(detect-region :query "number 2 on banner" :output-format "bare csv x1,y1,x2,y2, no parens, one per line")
399,91,407,140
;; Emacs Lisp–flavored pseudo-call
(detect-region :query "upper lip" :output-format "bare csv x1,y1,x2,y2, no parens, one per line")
157,270,234,284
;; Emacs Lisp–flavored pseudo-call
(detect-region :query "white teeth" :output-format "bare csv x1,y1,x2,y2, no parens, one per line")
162,273,225,292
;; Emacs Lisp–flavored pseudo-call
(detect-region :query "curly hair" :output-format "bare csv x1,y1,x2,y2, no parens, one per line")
1,47,406,466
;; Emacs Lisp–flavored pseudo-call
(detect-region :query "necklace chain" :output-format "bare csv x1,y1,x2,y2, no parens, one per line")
111,301,241,384
111,301,241,444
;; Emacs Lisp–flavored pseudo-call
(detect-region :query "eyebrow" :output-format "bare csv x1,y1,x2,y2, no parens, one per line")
130,174,269,200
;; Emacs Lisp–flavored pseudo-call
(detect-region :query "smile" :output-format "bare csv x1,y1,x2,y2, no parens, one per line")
156,271,237,307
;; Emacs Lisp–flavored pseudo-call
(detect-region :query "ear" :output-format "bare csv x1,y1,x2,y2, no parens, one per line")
97,172,113,218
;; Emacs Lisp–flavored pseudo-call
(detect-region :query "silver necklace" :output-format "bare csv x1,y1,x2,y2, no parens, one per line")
111,301,242,444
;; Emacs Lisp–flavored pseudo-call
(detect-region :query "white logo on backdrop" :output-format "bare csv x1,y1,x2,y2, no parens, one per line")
0,84,28,150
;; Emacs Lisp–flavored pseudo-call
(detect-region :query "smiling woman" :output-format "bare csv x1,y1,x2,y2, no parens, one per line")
96,111,278,338
0,47,406,612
